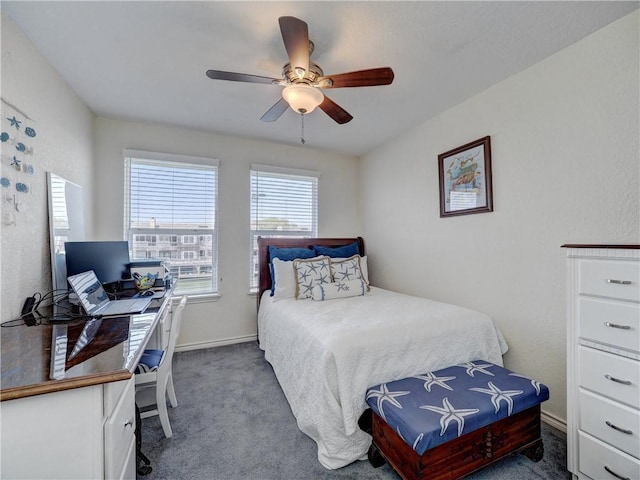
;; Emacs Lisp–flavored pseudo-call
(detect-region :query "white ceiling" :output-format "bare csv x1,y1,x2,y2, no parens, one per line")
2,1,638,156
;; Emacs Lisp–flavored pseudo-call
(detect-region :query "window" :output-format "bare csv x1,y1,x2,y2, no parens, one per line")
249,164,319,290
135,234,157,245
124,150,219,296
159,235,178,245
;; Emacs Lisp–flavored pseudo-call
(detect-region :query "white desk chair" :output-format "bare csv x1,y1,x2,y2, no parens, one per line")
135,295,187,438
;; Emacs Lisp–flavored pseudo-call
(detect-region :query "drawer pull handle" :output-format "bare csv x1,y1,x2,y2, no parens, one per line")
604,322,632,330
604,465,631,480
605,374,632,386
124,419,134,428
606,421,633,435
606,278,632,285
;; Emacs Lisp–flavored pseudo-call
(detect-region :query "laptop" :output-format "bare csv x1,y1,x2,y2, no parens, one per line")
67,270,152,317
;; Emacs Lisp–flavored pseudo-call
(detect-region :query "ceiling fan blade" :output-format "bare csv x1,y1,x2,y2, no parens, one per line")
260,98,289,122
206,70,280,85
319,96,353,124
318,67,394,88
279,16,310,75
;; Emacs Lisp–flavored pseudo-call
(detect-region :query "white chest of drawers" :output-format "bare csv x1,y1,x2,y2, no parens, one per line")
565,245,640,480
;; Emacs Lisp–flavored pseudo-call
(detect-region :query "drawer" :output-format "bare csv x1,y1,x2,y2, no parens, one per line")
579,259,640,301
579,346,640,408
579,431,640,480
579,389,639,458
580,298,640,354
116,435,136,480
104,377,136,479
104,378,129,415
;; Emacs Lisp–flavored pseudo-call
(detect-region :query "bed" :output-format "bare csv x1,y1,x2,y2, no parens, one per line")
256,236,508,470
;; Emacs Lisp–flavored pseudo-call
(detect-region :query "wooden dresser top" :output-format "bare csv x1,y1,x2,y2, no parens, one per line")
1,294,170,401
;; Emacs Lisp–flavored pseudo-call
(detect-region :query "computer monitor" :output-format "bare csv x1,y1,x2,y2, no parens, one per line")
64,241,131,286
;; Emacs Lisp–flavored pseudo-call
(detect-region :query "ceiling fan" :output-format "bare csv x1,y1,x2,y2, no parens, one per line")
205,16,394,125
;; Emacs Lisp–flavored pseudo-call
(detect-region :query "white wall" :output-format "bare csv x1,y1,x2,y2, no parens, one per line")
358,11,639,425
94,118,359,348
0,13,95,321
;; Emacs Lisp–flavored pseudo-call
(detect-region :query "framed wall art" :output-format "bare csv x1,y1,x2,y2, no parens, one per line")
438,136,493,218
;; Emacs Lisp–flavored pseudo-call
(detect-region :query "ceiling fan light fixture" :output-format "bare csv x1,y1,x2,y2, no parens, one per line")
282,84,323,114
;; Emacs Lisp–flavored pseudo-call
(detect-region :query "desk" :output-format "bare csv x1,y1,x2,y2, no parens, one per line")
0,288,174,479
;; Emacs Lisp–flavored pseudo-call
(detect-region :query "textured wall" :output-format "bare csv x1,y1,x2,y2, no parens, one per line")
0,13,94,322
358,12,639,425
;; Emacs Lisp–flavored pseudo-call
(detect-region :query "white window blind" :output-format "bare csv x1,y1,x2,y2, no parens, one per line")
249,165,319,290
124,151,219,296
49,175,70,230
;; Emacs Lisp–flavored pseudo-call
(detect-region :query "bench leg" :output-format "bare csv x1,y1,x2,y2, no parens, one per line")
368,443,386,468
522,439,544,462
358,408,372,434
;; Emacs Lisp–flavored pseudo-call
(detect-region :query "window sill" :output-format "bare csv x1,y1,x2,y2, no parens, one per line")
173,293,221,304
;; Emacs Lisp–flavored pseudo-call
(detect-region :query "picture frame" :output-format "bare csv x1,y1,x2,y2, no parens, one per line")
438,136,493,218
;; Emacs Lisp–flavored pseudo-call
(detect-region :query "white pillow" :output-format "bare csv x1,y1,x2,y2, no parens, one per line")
360,256,369,284
271,258,297,300
293,256,331,299
311,279,367,301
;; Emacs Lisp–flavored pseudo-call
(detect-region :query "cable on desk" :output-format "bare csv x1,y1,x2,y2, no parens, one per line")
2,289,84,327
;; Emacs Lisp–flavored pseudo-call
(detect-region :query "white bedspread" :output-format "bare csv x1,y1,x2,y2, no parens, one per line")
258,287,508,469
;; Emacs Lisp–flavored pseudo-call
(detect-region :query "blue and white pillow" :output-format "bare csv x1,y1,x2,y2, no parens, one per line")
293,256,331,299
332,255,369,285
311,279,367,301
135,349,164,373
330,255,367,287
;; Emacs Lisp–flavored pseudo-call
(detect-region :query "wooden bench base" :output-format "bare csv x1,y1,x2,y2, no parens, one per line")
365,404,544,480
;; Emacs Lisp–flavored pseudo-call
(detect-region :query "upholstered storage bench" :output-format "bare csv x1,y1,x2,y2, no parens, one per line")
363,361,549,480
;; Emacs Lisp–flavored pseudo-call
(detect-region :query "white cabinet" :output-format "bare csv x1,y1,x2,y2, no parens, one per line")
1,288,172,479
565,246,640,480
0,376,136,480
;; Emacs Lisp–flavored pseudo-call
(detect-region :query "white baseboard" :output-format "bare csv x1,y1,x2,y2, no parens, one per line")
176,334,257,352
541,410,567,433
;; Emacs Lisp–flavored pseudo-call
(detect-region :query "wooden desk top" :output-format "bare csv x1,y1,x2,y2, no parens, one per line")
0,292,172,402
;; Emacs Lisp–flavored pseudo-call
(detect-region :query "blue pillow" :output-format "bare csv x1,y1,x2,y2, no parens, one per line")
268,246,315,295
313,241,359,258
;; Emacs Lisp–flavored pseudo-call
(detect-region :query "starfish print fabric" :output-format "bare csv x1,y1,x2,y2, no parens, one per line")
329,255,367,285
366,360,549,455
311,278,367,301
293,256,330,299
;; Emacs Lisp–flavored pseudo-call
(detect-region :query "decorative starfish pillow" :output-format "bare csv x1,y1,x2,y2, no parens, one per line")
293,256,330,299
330,255,369,290
311,278,367,301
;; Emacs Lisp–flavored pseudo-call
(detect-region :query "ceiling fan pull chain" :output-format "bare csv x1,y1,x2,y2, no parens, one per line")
300,113,305,145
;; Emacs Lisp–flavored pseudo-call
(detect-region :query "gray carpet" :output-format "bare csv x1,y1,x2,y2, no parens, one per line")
140,342,572,480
